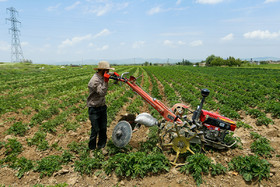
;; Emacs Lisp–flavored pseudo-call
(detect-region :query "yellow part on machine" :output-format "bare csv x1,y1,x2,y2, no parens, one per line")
172,136,190,154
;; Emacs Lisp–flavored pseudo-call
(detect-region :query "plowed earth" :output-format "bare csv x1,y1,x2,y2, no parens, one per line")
0,67,279,187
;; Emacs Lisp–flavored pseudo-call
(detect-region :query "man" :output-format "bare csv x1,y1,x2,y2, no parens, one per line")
87,61,115,150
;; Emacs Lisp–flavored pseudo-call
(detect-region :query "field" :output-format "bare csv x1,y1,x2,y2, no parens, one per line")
0,63,280,187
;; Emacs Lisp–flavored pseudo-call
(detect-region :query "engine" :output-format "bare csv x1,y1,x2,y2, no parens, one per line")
200,110,236,142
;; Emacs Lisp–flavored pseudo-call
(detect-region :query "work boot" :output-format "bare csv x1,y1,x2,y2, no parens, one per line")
97,144,106,149
88,138,96,150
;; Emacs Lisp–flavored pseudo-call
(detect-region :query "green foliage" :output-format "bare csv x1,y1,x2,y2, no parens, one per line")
29,105,59,127
176,59,192,66
74,157,102,175
139,126,160,153
219,106,240,119
67,141,89,159
180,153,226,186
103,152,170,178
211,163,227,176
206,55,246,66
250,132,274,158
74,150,104,175
228,155,270,182
127,98,142,114
210,56,224,66
61,150,75,163
33,183,68,187
34,155,63,178
50,142,62,151
250,132,262,139
63,121,80,131
9,157,34,178
206,54,216,66
224,132,242,149
236,121,252,129
20,59,33,64
27,131,49,151
0,141,4,149
4,138,23,162
40,111,70,133
247,108,265,118
75,110,88,122
6,122,29,136
256,116,274,126
106,139,132,156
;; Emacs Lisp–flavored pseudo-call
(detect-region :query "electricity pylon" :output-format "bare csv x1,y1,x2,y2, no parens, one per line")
6,7,24,63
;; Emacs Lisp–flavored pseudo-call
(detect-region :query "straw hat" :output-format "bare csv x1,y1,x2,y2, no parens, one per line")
94,61,115,70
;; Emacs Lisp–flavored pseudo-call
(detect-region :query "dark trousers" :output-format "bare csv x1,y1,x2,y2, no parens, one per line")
88,105,107,150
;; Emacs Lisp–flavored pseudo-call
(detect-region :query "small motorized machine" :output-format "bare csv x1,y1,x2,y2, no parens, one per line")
110,72,237,165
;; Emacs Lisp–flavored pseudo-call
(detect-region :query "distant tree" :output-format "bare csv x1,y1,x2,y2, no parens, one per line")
260,61,268,64
227,56,236,66
176,58,192,65
206,55,216,66
20,59,33,64
235,58,242,66
210,57,224,66
143,61,149,66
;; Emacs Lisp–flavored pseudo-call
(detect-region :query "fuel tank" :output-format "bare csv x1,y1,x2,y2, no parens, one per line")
200,110,236,131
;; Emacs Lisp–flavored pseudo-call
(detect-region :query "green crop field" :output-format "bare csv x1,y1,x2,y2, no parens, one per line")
0,63,279,186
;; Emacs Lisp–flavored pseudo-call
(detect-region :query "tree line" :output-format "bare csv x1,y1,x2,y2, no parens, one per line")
205,55,248,67
176,55,249,67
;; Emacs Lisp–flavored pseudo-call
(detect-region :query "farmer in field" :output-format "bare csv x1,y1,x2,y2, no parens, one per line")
87,61,115,150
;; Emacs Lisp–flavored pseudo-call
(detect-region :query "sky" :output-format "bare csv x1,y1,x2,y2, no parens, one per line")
0,0,280,64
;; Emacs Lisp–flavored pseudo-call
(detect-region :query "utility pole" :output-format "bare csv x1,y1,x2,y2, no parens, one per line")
6,7,24,63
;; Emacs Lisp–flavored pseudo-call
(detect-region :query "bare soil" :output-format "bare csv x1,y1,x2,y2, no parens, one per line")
0,74,279,187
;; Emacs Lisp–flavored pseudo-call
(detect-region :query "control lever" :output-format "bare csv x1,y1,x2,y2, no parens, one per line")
192,88,210,123
120,72,129,86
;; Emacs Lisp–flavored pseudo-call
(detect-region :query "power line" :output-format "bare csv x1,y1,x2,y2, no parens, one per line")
6,7,24,63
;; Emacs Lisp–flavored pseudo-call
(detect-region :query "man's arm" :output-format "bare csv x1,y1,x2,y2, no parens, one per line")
88,76,108,97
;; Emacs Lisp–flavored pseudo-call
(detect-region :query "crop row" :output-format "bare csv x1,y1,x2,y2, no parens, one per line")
144,66,279,124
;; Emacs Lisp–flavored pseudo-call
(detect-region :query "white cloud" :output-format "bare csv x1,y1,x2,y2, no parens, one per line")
177,41,186,45
59,34,92,48
243,30,280,39
0,41,10,51
163,40,185,47
176,0,182,5
94,29,111,38
264,0,280,3
196,0,224,4
132,41,145,48
65,1,81,11
47,4,61,11
190,40,203,47
0,0,8,2
88,3,113,16
221,33,234,41
160,32,201,36
97,45,109,51
147,5,187,15
85,2,128,16
21,42,29,46
163,40,173,47
147,6,162,15
116,2,129,10
58,29,111,48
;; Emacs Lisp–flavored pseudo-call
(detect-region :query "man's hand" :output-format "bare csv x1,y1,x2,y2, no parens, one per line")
108,72,120,76
104,73,110,82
